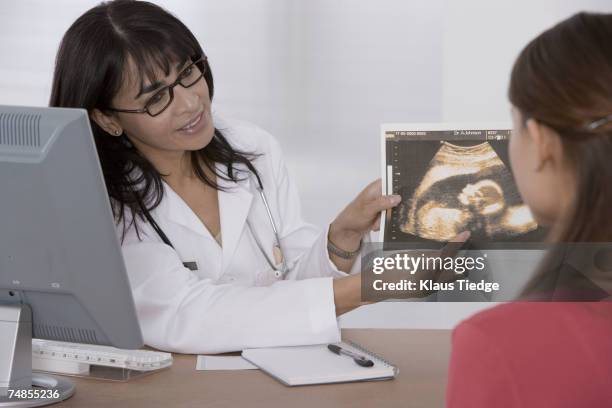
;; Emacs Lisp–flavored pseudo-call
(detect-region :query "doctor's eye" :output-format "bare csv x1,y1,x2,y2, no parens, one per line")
150,92,165,103
180,66,193,78
145,89,172,115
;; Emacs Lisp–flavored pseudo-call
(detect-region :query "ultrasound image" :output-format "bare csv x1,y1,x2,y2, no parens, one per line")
401,141,536,241
384,128,546,243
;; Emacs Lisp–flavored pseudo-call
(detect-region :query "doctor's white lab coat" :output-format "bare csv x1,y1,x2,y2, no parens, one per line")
118,116,359,354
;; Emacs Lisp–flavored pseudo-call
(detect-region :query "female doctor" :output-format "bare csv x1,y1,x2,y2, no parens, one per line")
49,0,400,354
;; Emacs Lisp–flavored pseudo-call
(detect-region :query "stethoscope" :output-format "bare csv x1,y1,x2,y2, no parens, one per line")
142,172,290,278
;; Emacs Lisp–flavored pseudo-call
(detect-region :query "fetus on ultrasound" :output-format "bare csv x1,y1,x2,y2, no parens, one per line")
399,141,537,241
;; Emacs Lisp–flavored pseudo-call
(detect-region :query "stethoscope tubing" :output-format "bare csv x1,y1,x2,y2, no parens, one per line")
253,179,289,277
146,172,289,278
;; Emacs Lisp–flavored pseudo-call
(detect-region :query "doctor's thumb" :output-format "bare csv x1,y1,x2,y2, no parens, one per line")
369,194,401,213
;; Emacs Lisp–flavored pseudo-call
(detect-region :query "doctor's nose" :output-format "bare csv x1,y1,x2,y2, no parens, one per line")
173,83,202,116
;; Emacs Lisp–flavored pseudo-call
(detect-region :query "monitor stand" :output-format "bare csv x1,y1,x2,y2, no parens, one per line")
0,304,75,407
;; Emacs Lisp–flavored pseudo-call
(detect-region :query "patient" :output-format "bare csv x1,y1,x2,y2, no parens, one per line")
447,12,612,407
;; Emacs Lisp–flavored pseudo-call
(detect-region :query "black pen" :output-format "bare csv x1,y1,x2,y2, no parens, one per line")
327,344,374,367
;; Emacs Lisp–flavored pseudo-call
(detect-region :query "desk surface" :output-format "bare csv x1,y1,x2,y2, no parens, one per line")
54,329,451,408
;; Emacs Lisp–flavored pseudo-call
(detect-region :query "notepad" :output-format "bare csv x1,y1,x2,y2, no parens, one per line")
241,341,398,386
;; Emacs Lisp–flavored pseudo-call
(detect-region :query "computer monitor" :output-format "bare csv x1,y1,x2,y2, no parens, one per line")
0,105,143,406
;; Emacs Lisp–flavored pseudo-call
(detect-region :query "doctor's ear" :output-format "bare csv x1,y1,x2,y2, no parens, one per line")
525,118,564,172
91,108,123,137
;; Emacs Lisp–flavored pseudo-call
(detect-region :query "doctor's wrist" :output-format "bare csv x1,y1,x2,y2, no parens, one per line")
328,223,362,253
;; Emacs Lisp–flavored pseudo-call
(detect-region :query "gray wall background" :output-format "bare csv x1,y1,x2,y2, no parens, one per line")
1,0,610,329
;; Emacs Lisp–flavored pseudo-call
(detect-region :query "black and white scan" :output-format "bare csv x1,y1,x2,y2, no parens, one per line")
382,127,546,243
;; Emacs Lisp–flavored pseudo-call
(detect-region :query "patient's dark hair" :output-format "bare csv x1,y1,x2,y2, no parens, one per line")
508,12,612,297
50,0,259,241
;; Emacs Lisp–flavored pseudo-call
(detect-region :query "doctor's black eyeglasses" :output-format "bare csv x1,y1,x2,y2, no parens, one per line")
107,56,208,117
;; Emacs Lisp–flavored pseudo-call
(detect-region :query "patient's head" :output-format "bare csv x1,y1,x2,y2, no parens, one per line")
508,12,612,242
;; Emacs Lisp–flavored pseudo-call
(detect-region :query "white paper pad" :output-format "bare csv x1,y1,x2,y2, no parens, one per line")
196,355,259,371
242,342,397,386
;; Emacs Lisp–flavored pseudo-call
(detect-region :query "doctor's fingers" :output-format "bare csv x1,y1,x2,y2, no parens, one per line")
364,194,402,216
358,200,396,235
371,217,381,232
353,178,397,208
440,231,471,259
358,178,383,200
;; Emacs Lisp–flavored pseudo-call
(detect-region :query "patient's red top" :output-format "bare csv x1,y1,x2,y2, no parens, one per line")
447,302,612,407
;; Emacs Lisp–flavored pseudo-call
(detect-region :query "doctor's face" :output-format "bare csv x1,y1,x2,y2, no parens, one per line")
109,56,214,159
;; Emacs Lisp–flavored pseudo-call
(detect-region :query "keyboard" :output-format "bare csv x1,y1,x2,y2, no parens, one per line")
32,339,173,374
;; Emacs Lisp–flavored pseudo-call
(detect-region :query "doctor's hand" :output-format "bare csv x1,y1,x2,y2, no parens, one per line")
329,178,401,251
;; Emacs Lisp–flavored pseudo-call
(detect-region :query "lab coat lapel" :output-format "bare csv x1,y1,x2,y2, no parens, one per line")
161,181,213,240
218,171,253,272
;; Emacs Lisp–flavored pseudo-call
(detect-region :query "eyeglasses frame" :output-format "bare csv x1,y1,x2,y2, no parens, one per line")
106,56,208,117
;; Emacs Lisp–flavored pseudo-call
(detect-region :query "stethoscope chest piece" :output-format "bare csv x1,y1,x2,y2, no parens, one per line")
272,245,284,265
148,171,289,278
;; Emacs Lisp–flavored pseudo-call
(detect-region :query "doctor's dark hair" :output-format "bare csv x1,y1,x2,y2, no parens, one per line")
49,0,260,241
508,12,612,297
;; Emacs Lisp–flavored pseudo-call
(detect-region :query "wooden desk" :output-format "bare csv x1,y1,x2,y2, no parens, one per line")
54,329,451,408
